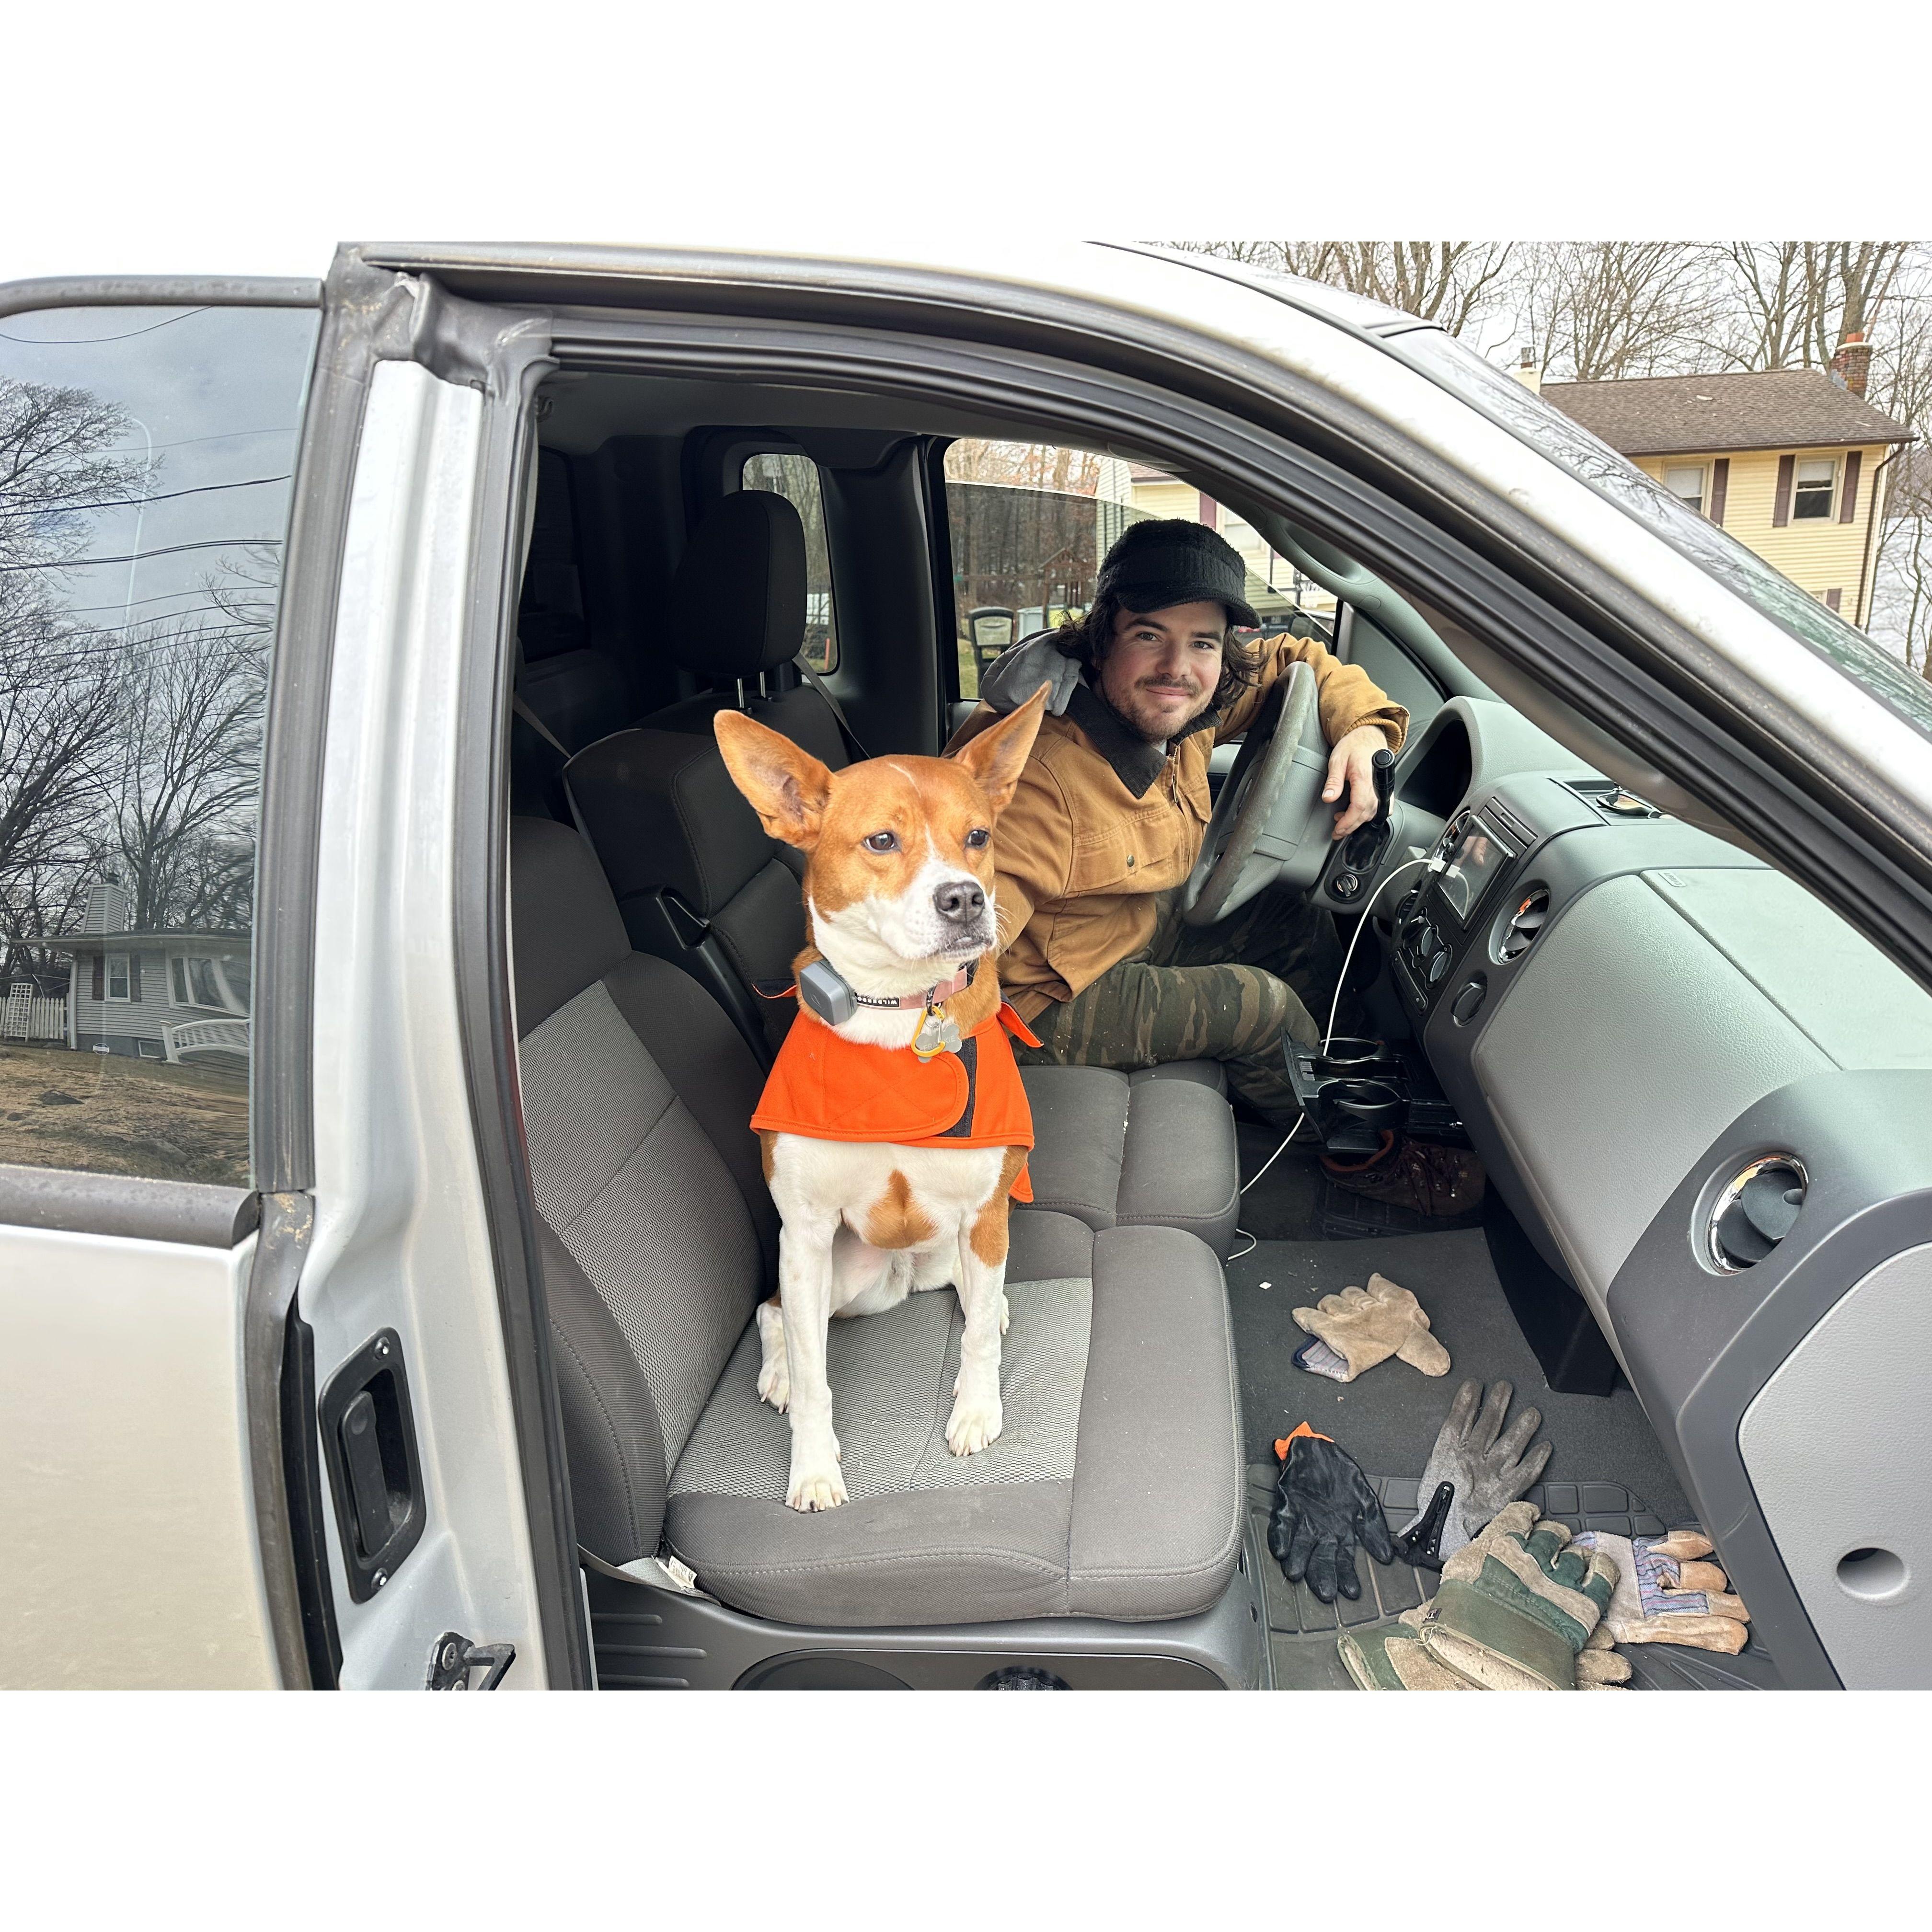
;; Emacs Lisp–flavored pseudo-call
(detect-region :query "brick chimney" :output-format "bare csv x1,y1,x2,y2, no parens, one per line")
1831,330,1871,398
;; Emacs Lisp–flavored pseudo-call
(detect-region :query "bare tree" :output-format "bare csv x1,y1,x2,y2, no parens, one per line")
0,379,150,964
1514,242,1722,380
110,615,267,932
1706,241,1920,370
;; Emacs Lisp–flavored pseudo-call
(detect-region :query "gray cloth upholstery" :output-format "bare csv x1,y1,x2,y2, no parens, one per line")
1129,1059,1228,1094
601,952,779,1284
1116,1078,1241,1255
666,489,806,678
1018,1066,1129,1231
541,1219,669,1565
510,818,632,1031
519,979,762,1467
665,1217,1243,1628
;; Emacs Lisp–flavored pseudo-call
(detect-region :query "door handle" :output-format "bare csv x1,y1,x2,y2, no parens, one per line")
319,1329,427,1602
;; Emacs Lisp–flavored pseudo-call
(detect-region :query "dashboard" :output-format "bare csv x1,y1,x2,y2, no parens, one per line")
1349,697,1932,1690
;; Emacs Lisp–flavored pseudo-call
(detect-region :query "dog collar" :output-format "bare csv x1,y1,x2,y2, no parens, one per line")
848,959,977,1011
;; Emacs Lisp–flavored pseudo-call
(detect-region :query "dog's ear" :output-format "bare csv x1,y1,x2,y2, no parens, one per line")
713,710,836,849
950,682,1048,817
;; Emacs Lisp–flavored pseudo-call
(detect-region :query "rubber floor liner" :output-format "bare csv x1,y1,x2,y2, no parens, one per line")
1245,1467,1780,1690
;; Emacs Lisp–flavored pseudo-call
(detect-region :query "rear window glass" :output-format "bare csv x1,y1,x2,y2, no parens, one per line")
943,438,1321,698
741,452,837,672
0,301,318,1186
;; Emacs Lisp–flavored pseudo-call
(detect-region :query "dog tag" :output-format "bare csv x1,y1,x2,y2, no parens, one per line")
913,1008,962,1059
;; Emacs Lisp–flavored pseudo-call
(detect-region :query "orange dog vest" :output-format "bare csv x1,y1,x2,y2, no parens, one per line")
751,1002,1041,1201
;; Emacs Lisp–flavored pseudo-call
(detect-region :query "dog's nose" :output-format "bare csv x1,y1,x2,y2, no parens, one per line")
933,879,986,923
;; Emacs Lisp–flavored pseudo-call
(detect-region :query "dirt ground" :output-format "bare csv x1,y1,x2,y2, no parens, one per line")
0,1042,249,1187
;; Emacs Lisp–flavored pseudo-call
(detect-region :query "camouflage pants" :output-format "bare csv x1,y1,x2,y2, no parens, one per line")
1013,890,1346,1128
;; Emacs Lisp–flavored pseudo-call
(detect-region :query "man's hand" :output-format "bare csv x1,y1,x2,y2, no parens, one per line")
1323,724,1391,839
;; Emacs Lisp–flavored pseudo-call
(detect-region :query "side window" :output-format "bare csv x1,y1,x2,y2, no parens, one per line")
0,302,318,1187
741,452,837,671
942,440,1328,698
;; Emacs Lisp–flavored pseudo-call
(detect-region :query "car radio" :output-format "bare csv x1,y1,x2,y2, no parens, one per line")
1394,808,1519,1008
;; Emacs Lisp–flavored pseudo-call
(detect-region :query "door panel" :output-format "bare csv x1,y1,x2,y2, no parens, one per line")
300,357,546,1689
0,1224,276,1689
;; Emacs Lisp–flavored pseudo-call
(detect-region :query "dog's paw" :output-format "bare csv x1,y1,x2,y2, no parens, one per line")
946,1393,1003,1457
786,1456,849,1512
1000,1292,1011,1336
756,1356,791,1412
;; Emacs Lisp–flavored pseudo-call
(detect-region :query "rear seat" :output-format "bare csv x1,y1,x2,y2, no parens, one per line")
564,491,1241,1256
511,816,1245,1629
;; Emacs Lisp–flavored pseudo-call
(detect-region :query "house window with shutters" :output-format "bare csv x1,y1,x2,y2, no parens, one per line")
1792,458,1837,520
105,953,131,1002
1664,465,1706,514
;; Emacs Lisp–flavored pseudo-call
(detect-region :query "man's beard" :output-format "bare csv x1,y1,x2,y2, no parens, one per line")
1101,676,1216,744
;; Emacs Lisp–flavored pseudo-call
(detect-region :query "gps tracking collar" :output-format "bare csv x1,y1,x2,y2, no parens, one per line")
796,958,979,1060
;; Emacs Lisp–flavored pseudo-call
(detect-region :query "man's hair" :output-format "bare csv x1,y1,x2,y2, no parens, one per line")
1055,589,1265,715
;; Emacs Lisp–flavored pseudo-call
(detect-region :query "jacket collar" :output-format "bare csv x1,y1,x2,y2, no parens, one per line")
1065,680,1219,799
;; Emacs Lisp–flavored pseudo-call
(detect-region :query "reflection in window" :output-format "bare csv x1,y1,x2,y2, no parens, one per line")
1664,465,1706,515
741,453,838,672
0,304,317,1185
1793,458,1836,521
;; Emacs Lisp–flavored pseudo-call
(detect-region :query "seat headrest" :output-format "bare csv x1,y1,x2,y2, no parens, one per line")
667,490,806,679
510,816,633,1034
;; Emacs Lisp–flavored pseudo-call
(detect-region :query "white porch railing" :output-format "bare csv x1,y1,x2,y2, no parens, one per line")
163,1017,251,1063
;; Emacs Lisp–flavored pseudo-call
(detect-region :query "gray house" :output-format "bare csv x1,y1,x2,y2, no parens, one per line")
46,881,251,1067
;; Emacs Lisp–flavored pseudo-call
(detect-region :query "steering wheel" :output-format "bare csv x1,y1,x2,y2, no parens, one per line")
1179,660,1334,926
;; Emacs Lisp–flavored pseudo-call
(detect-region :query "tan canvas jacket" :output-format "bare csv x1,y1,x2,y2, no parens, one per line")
949,631,1408,1022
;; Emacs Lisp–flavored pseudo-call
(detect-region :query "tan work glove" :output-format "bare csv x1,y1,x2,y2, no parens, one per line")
1291,1273,1450,1383
1572,1530,1751,1655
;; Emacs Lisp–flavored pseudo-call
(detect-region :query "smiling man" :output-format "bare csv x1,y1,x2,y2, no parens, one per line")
947,518,1407,1138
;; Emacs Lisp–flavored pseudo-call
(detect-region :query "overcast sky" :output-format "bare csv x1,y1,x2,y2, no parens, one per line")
9,3,1928,286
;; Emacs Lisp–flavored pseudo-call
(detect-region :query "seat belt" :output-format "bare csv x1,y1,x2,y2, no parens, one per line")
512,691,570,758
792,655,872,763
512,692,597,844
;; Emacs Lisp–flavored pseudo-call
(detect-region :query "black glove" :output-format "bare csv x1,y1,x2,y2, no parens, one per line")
1267,1431,1394,1604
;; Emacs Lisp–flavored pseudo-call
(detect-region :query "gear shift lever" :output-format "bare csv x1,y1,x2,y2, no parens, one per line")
1340,747,1396,873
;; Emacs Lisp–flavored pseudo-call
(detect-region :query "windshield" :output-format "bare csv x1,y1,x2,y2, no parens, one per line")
1394,330,1932,743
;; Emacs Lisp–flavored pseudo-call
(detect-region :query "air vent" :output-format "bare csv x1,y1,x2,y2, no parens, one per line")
1707,1156,1808,1272
1497,886,1550,961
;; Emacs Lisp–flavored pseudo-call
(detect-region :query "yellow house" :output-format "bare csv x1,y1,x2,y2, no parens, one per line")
1541,368,1914,629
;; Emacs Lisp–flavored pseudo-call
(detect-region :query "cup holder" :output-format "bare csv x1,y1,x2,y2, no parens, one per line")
1313,1036,1400,1079
1324,1078,1404,1128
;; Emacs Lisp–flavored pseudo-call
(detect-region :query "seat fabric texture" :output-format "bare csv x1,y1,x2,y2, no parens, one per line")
510,816,1244,1629
666,1210,1244,1628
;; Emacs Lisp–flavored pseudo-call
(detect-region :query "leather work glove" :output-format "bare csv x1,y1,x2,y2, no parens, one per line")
1268,1426,1395,1605
1396,1379,1552,1564
1415,1502,1619,1690
1289,1274,1450,1383
1338,1606,1475,1691
1571,1530,1751,1656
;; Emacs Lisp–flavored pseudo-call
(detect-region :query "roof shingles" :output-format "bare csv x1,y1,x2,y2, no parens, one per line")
1541,369,1913,457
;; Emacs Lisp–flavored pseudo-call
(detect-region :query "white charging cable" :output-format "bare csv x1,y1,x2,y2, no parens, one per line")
1236,853,1440,1206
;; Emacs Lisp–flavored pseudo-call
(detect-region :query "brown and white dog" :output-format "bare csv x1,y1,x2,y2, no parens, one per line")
713,688,1049,1512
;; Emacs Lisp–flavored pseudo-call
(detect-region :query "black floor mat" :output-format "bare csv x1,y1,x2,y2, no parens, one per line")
1232,1131,1484,1243
1246,1468,1780,1689
1228,1227,1693,1526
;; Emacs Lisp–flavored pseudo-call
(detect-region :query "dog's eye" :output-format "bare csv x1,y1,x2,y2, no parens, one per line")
964,828,990,850
864,830,899,853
